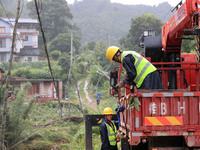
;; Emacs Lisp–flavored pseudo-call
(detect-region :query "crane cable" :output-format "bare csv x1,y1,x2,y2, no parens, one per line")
34,0,63,116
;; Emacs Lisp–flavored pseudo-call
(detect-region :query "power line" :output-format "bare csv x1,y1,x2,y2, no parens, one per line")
161,6,174,22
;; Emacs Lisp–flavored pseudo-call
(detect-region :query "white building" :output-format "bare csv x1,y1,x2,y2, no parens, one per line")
0,18,40,62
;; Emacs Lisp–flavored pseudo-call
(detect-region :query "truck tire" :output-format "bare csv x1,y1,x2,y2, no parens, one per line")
121,137,130,150
121,137,147,150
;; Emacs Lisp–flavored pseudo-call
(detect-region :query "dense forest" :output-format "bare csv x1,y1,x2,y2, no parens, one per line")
69,0,174,46
0,0,196,149
0,0,180,82
0,0,174,47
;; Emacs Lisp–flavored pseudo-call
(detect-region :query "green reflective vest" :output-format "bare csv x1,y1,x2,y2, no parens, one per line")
105,121,118,146
121,51,156,88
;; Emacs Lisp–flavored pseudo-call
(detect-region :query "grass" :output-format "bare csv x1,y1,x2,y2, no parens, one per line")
22,140,54,150
78,79,119,115
14,99,84,149
15,79,119,150
20,119,82,149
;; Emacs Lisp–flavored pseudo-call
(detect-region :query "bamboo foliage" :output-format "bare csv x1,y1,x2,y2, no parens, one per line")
1,0,21,149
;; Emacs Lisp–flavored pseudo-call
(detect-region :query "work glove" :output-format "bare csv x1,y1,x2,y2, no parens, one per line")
115,81,124,89
130,96,141,111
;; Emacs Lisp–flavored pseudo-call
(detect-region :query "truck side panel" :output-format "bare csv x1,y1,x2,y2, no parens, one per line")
119,91,200,147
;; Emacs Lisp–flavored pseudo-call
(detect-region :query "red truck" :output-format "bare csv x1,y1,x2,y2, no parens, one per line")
109,0,200,149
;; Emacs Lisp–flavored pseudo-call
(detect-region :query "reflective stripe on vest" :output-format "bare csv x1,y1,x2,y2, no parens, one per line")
121,51,156,88
105,121,118,146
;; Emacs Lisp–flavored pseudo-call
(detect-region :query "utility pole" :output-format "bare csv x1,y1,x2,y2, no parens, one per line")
1,0,21,149
76,83,85,117
67,31,73,117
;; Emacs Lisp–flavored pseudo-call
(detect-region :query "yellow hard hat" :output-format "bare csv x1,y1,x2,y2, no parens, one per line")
103,107,113,115
106,46,120,62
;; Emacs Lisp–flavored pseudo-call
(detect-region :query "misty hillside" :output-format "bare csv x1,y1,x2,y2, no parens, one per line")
69,0,174,46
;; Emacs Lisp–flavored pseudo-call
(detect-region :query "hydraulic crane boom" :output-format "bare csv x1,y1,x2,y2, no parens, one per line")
162,0,200,54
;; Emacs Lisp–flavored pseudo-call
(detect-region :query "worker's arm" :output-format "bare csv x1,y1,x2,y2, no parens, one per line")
100,123,110,150
122,55,136,85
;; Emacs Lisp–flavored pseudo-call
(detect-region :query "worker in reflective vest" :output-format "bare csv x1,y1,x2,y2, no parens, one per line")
100,107,118,150
106,46,163,89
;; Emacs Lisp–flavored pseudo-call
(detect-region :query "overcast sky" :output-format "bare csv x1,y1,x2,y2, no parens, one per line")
66,0,182,7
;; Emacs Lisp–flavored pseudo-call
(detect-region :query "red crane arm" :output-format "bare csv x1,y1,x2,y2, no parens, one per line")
162,0,200,53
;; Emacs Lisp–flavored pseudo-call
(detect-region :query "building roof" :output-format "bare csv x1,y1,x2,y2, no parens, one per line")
1,77,62,82
0,18,11,25
0,18,38,25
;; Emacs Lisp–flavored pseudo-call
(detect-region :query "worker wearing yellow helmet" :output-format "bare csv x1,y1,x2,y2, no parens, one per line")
106,46,163,89
100,107,118,150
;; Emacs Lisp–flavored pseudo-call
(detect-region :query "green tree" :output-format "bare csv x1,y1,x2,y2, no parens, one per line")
181,36,195,53
88,42,96,50
93,40,109,69
119,13,163,51
70,0,172,46
78,40,114,90
70,62,86,82
88,65,107,87
0,0,28,17
50,50,61,61
58,52,71,77
0,83,34,149
48,33,81,53
27,0,73,42
0,61,62,79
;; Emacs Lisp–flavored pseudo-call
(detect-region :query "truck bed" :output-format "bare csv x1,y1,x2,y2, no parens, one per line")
119,89,200,147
